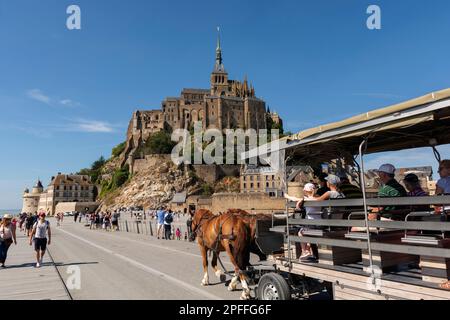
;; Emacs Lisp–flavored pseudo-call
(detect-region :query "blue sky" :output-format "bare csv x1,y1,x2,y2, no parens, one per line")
1,0,450,209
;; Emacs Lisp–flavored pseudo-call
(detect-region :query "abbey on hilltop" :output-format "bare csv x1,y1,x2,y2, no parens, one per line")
125,29,282,157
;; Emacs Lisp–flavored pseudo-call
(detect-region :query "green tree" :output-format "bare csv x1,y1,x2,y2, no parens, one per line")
144,131,176,155
201,183,214,196
112,142,126,158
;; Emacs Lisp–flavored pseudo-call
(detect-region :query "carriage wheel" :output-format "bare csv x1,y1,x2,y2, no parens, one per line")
257,272,291,300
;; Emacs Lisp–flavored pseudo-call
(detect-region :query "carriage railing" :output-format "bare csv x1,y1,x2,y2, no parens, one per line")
275,196,450,262
287,195,450,208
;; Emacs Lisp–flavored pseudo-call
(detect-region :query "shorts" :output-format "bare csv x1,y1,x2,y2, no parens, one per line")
34,238,47,251
112,221,118,226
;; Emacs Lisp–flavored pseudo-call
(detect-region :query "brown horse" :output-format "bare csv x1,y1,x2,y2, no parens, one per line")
190,209,251,299
226,209,272,261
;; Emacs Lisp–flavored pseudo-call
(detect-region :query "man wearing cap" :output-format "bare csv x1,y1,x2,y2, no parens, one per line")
376,164,407,198
374,164,407,215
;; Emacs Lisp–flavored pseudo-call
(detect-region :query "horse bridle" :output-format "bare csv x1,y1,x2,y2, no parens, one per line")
190,214,211,239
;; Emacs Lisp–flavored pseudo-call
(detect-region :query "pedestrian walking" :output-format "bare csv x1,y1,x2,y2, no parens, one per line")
0,214,17,268
156,207,166,239
175,228,181,240
164,210,174,240
111,211,119,231
25,213,35,236
55,212,61,227
186,214,193,236
19,212,27,232
29,212,51,268
90,213,96,229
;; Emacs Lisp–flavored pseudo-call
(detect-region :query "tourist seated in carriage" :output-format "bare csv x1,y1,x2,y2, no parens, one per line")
404,173,428,197
285,175,346,207
316,173,330,196
367,164,407,220
337,172,362,199
403,173,430,213
436,160,450,196
285,176,346,262
293,183,322,262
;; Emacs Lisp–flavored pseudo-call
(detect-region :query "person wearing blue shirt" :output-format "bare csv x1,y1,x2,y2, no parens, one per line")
156,207,166,239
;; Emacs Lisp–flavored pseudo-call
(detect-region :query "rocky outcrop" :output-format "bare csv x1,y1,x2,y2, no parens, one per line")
99,158,201,211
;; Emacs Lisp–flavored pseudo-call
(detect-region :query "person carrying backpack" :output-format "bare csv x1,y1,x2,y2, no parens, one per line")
164,210,174,240
29,212,51,268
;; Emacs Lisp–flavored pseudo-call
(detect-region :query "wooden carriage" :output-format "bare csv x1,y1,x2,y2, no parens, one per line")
245,89,450,300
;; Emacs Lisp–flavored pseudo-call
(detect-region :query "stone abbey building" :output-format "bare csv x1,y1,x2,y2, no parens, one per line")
125,32,281,160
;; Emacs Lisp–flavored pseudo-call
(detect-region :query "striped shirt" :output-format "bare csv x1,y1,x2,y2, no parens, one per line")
407,188,428,197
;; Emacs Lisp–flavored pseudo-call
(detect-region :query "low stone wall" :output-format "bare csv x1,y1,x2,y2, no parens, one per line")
55,202,99,214
193,164,240,184
132,154,172,174
211,192,285,214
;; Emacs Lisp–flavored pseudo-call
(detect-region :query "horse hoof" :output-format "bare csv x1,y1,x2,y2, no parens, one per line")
240,294,250,300
228,285,236,292
201,282,208,286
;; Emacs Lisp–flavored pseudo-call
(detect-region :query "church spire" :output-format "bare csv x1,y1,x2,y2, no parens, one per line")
214,27,225,72
216,26,221,52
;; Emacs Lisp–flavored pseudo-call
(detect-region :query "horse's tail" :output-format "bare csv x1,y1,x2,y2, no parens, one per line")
233,219,251,271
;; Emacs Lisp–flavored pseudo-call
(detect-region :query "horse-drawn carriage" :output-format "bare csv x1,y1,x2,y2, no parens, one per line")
240,89,450,300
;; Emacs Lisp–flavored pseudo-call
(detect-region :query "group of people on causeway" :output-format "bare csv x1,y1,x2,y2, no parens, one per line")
0,212,51,269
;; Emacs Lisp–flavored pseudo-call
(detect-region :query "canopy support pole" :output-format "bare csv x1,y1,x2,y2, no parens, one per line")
358,139,375,277
284,155,292,267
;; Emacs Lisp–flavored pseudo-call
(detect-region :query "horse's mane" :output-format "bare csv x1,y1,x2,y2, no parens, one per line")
195,209,214,218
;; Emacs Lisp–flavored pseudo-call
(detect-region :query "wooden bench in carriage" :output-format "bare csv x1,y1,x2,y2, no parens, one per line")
243,89,450,300
253,199,450,300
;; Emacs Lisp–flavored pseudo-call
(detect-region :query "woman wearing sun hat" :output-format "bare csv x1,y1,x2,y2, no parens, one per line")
0,214,17,268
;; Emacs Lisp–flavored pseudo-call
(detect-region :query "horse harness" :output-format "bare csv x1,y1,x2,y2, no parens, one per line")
193,212,236,251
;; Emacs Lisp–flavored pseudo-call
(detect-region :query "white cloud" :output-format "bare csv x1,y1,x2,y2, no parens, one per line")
59,99,81,107
26,89,80,107
60,99,73,106
27,89,51,104
68,119,115,133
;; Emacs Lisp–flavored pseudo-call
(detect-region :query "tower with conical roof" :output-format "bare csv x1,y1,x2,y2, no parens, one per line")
210,27,229,96
22,179,44,213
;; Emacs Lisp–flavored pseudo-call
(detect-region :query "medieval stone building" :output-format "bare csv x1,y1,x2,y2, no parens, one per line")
125,32,280,163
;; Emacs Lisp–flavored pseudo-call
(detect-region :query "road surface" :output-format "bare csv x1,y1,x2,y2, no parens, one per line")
48,218,254,300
